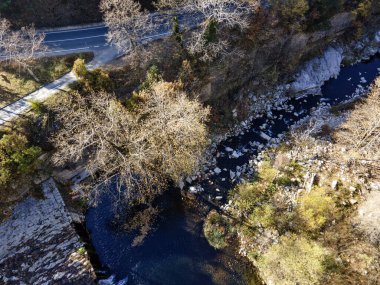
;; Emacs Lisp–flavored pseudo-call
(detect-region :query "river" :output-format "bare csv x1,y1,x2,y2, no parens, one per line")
86,54,380,285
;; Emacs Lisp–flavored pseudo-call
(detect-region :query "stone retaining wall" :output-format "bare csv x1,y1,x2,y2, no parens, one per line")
0,178,95,284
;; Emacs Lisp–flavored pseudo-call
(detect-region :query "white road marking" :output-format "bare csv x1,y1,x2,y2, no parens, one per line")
44,47,92,53
44,25,106,35
45,35,106,43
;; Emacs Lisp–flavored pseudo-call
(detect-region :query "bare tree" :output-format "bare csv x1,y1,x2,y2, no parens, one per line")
335,77,380,176
157,0,255,60
0,18,46,80
187,20,231,61
100,0,153,54
188,0,252,29
102,0,254,61
51,81,210,205
155,0,189,10
156,0,253,28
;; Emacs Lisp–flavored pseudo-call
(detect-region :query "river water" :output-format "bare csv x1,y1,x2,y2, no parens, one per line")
86,55,380,285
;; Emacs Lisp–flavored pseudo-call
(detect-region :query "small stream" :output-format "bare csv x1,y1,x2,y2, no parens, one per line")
86,55,380,285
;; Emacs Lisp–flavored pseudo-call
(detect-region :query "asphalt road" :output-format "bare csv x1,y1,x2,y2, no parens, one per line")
43,25,109,54
42,11,203,55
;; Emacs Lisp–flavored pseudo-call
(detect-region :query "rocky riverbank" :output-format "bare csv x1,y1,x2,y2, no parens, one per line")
231,78,380,284
182,29,380,199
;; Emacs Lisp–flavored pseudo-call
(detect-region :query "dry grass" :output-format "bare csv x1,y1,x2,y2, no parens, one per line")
0,53,93,108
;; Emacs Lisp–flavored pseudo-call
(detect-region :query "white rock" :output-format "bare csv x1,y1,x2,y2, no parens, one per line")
369,182,380,191
214,167,222,175
375,31,380,42
225,147,234,152
231,151,242,158
189,186,197,193
230,170,236,180
260,132,272,141
349,199,358,205
331,180,338,190
290,47,343,95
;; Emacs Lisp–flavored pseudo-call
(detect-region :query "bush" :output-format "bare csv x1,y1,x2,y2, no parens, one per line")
0,133,41,189
230,182,272,215
171,16,182,44
352,0,372,20
83,69,113,92
270,0,309,23
29,99,47,116
140,65,161,90
296,187,337,233
257,234,329,285
73,59,113,92
248,204,276,228
72,58,88,79
258,160,279,183
203,210,232,249
203,19,218,44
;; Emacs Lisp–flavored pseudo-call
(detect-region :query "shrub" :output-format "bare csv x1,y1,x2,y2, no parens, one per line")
352,0,372,20
0,133,41,189
274,175,293,186
203,210,231,249
270,0,309,23
203,18,218,44
140,65,161,90
257,234,329,285
248,204,276,228
258,160,279,183
77,246,86,255
83,69,113,92
171,16,182,44
73,59,113,92
296,187,337,233
72,58,88,79
230,182,271,215
29,99,47,115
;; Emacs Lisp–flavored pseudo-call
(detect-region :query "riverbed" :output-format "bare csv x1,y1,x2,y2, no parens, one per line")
86,54,380,285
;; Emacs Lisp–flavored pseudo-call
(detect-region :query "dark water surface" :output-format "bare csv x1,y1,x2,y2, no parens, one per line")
86,55,380,285
86,186,257,285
